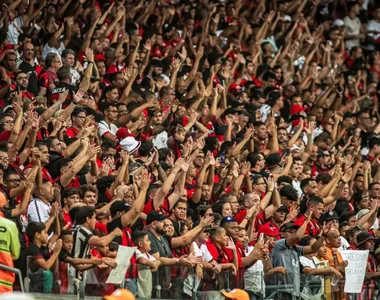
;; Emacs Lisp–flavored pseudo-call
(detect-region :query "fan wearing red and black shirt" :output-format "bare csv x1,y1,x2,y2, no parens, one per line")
61,187,81,229
14,71,35,101
47,66,76,107
66,107,87,139
222,216,268,289
143,157,187,216
206,226,238,289
24,142,54,183
294,196,324,238
38,53,60,97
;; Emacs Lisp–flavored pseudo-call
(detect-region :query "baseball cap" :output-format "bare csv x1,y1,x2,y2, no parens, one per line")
110,201,130,217
104,289,135,300
221,289,249,300
333,19,345,27
322,211,340,222
280,222,299,232
356,232,376,247
290,104,307,115
258,223,280,237
146,211,167,225
119,136,141,154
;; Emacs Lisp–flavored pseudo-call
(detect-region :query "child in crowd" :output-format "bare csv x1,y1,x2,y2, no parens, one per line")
25,222,62,293
59,230,110,294
133,230,161,299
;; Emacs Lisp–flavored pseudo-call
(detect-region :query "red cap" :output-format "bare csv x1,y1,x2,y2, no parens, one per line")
116,127,130,141
290,104,307,115
229,83,242,93
258,223,280,237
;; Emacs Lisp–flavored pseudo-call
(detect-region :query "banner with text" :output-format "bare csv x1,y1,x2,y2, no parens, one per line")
340,250,369,293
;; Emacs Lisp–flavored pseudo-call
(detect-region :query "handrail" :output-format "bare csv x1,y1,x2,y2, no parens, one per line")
0,263,24,292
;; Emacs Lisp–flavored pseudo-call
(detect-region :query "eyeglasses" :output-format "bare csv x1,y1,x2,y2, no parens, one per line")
0,156,9,162
7,179,21,183
2,120,14,124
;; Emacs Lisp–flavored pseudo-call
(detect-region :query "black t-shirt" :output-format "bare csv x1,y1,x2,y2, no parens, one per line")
107,217,123,245
25,243,50,272
18,61,39,96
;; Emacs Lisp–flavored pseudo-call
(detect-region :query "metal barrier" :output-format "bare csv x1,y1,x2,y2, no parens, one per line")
0,263,25,292
11,263,380,299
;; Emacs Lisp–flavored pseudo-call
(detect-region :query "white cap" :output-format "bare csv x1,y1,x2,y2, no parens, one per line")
283,15,292,22
333,19,345,27
160,74,170,85
119,137,141,154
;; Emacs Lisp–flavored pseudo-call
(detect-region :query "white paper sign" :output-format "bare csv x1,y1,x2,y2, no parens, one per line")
340,250,369,293
106,246,136,284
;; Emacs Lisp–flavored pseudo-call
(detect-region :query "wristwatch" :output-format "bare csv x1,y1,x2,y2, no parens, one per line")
176,258,179,265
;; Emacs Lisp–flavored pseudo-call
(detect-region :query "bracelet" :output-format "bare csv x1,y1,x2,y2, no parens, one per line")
244,216,250,220
87,61,94,64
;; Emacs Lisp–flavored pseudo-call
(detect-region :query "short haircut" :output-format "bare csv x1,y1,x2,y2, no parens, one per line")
57,66,71,81
100,101,117,113
60,230,72,238
209,226,225,241
80,185,98,198
139,141,153,157
279,185,298,201
71,106,87,119
300,178,315,192
45,53,58,68
62,49,75,58
75,206,96,225
62,187,81,199
26,222,46,241
132,230,148,245
307,196,324,206
172,198,187,209
278,175,293,185
316,172,332,185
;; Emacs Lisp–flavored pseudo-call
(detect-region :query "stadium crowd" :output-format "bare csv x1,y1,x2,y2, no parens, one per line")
0,0,380,299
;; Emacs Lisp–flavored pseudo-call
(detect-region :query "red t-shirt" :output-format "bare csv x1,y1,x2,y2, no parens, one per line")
293,214,321,238
206,242,232,264
143,198,170,215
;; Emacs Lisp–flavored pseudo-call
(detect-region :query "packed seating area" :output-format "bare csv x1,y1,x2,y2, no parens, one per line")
0,0,380,299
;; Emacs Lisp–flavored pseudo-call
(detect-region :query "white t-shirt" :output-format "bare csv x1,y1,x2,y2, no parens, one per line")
27,198,51,223
98,121,118,137
343,16,361,50
183,241,214,297
42,42,65,60
135,249,156,262
299,256,324,300
367,20,380,50
244,245,265,296
7,16,23,45
152,131,168,149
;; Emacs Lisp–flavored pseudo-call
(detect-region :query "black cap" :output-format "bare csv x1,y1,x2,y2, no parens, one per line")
356,232,376,246
146,211,167,225
322,211,340,222
266,153,282,168
280,222,299,232
110,201,130,217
